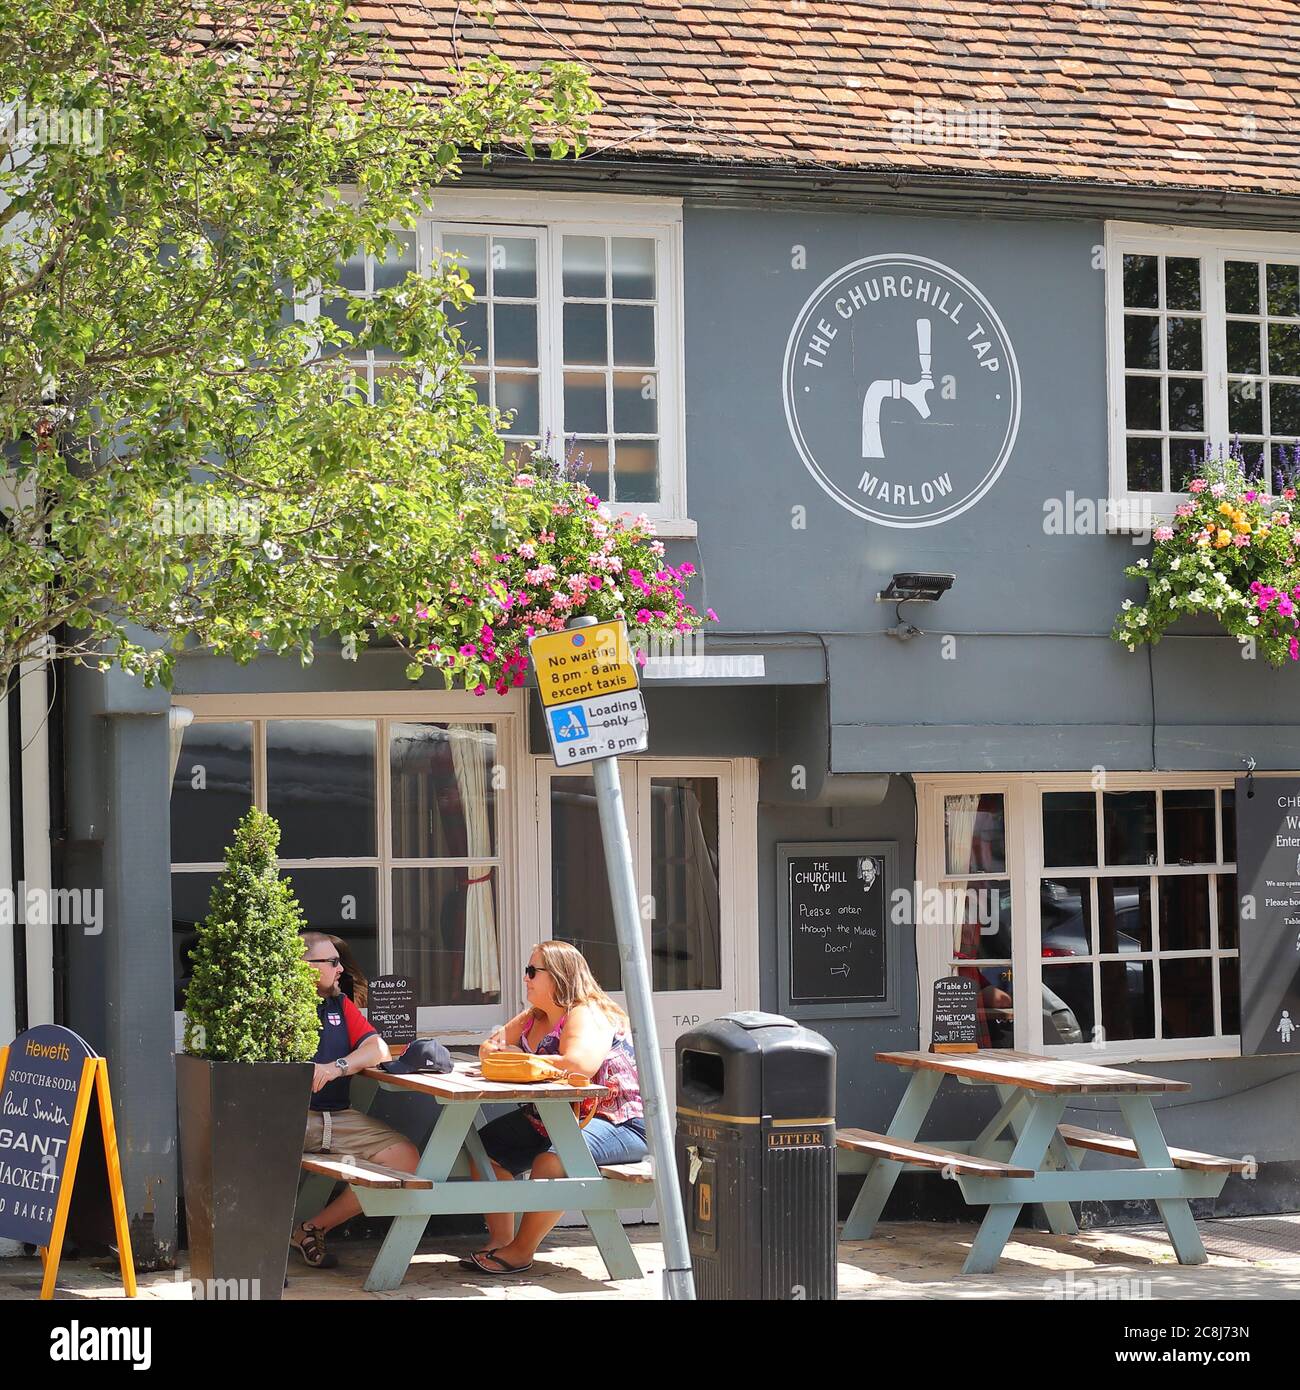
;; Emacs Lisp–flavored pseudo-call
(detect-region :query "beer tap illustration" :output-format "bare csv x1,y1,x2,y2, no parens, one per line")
862,317,934,459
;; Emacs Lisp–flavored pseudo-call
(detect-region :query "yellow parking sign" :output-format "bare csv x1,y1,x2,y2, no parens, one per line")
530,621,639,707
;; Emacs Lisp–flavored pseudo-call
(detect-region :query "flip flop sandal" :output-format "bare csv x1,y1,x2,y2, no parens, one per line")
468,1250,533,1275
458,1248,498,1271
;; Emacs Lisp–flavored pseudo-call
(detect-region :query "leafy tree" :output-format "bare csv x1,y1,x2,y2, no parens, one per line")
0,0,599,690
183,807,320,1063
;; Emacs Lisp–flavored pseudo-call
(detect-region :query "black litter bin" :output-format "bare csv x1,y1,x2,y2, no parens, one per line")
675,1011,836,1300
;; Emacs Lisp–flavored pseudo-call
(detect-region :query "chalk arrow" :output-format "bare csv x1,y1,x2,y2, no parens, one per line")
830,965,850,978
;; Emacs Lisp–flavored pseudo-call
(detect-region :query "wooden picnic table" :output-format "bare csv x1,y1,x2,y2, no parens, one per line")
838,1049,1247,1275
301,1061,647,1291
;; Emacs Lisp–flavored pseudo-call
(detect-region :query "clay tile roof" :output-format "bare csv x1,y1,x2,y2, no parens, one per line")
356,0,1300,197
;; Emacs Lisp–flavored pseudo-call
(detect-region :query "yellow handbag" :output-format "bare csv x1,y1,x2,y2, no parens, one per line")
479,1052,598,1127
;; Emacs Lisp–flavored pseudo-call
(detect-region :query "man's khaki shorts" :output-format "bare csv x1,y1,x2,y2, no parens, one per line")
304,1107,407,1162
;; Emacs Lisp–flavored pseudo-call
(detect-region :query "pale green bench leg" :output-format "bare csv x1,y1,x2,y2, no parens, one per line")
993,1084,1080,1237
842,1068,943,1240
970,1087,1028,1154
363,1103,479,1292
1118,1095,1208,1265
962,1094,1066,1274
535,1100,642,1281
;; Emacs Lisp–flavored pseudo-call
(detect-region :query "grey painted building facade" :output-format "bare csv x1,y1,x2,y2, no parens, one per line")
42,177,1300,1262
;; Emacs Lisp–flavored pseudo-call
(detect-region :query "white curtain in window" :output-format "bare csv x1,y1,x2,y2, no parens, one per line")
451,724,499,994
944,794,981,958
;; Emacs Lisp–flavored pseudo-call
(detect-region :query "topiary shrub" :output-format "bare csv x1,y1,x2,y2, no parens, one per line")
182,807,320,1063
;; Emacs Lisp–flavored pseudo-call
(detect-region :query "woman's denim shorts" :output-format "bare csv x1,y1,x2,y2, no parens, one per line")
478,1106,648,1176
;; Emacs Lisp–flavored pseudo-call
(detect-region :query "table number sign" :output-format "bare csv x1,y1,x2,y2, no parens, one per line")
931,977,979,1053
367,976,417,1046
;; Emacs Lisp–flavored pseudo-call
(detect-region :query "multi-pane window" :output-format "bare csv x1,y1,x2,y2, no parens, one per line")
170,717,506,1018
1223,258,1300,478
322,232,417,402
1120,253,1207,493
1039,787,1239,1047
561,234,661,504
926,777,1242,1056
438,229,542,462
311,201,685,522
1109,227,1300,500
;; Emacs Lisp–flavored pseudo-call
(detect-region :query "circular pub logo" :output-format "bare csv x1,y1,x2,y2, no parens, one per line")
782,254,1021,528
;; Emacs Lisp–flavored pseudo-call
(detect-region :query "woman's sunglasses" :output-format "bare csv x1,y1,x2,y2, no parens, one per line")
523,965,549,980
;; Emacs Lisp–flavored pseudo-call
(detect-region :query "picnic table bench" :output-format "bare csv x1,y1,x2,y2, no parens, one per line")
297,1061,650,1290
837,1048,1242,1274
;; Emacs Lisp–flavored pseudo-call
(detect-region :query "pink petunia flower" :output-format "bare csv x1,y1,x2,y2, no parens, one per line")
1210,482,1227,498
1189,478,1208,493
1153,525,1174,541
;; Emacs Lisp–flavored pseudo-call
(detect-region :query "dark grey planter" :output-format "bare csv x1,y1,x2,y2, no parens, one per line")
176,1053,313,1301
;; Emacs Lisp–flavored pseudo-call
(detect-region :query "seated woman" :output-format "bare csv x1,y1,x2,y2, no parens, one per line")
291,931,421,1269
466,939,646,1275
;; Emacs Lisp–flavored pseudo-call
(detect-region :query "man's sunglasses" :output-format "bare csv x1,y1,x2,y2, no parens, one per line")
523,965,549,979
308,956,341,968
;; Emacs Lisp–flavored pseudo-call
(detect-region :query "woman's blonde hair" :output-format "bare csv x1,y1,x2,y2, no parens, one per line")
530,939,627,1029
300,931,369,1007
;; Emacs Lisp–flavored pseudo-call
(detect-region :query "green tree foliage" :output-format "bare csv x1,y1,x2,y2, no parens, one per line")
0,0,598,689
183,807,320,1063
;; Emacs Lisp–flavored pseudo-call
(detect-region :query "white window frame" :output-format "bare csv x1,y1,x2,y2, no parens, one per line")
1106,220,1300,526
917,771,1245,1064
325,189,692,536
171,690,529,1038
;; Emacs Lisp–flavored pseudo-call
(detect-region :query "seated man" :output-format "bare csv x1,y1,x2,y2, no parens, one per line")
290,932,420,1269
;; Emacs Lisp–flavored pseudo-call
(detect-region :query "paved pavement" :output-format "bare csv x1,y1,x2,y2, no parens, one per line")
4,1215,1300,1299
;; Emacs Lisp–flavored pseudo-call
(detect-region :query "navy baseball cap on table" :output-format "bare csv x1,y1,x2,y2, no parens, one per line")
380,1038,454,1075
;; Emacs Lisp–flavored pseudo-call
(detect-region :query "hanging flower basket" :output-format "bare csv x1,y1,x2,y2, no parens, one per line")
389,448,717,694
1113,447,1300,667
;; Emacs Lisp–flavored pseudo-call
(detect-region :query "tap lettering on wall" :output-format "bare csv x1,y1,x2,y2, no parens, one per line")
782,254,1021,528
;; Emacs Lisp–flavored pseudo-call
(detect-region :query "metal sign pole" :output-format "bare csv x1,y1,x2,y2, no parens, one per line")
589,754,696,1301
565,616,695,1301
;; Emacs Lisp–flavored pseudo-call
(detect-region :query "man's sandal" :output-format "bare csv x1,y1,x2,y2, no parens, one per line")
466,1250,532,1275
289,1222,338,1269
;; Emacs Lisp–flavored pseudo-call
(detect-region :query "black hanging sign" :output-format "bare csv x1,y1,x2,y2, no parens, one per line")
1237,777,1300,1055
787,854,887,1004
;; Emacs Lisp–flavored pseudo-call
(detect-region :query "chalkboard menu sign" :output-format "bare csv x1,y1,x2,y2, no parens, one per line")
787,853,887,1005
1237,777,1300,1055
0,1024,95,1244
0,1024,135,1298
931,977,979,1052
368,976,417,1046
